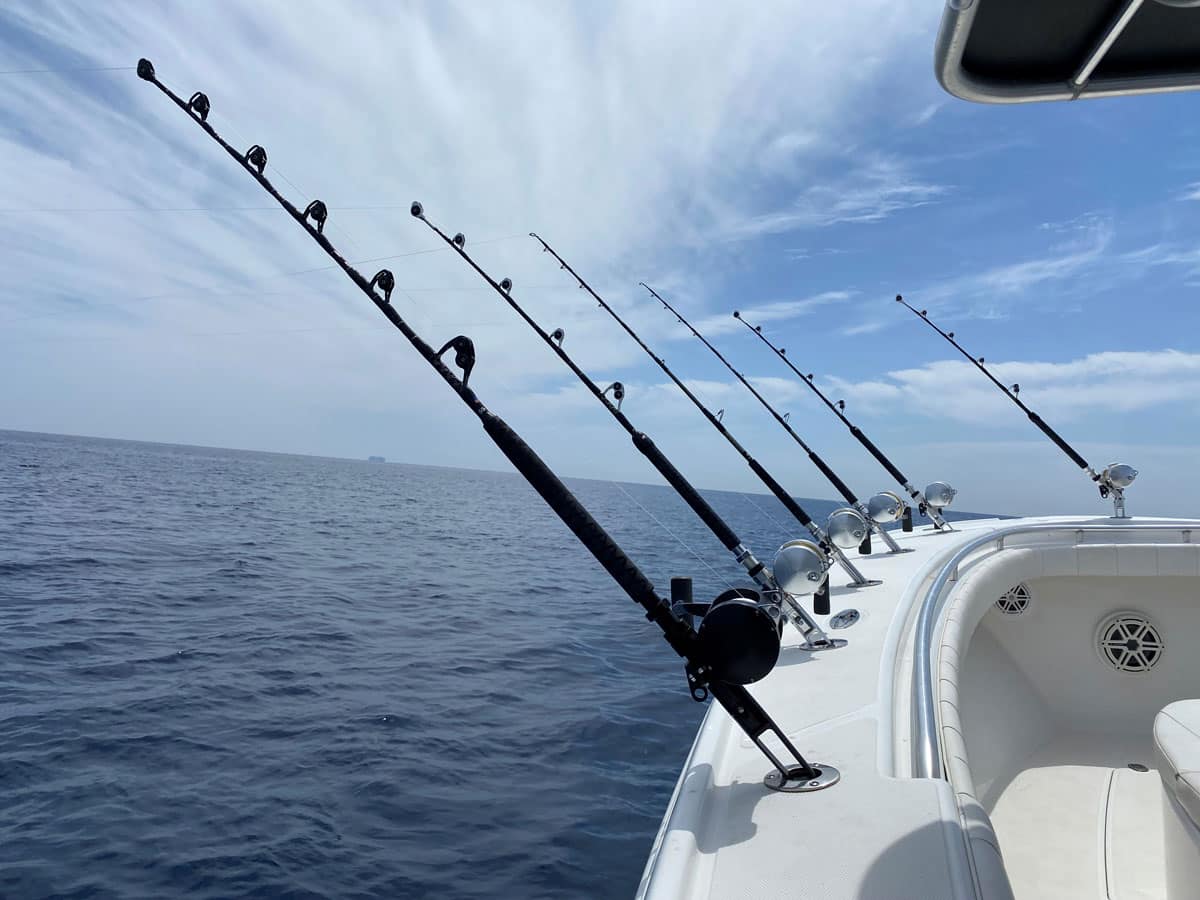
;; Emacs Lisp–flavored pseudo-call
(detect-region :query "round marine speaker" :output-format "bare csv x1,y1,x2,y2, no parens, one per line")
867,491,905,523
996,583,1031,615
1096,611,1164,673
697,591,782,685
826,507,868,549
772,539,827,596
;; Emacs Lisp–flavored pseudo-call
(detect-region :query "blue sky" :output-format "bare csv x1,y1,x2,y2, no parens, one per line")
1,1,1198,516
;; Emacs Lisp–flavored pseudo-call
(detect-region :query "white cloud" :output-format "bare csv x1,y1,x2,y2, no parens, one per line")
693,290,853,336
723,155,946,238
828,349,1200,425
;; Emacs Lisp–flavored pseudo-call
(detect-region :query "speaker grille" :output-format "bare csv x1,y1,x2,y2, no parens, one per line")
996,583,1030,615
1097,612,1164,673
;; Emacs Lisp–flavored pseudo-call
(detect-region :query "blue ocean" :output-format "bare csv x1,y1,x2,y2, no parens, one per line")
0,430,986,899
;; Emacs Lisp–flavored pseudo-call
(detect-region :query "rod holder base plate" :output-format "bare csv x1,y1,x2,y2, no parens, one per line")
797,637,847,652
844,579,883,589
765,763,841,793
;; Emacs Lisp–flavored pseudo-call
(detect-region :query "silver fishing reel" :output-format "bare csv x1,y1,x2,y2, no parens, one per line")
772,539,828,596
924,481,957,509
826,507,868,549
1102,463,1138,490
867,491,905,523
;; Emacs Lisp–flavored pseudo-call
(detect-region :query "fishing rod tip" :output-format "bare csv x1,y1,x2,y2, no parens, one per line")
894,294,903,302
732,310,740,318
136,58,155,81
409,201,424,218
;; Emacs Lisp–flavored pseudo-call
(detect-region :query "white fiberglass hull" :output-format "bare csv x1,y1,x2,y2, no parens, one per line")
639,515,1200,900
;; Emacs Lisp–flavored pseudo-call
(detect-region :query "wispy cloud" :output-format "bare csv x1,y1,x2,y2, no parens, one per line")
910,101,944,127
837,212,1116,336
828,349,1200,425
723,155,947,239
693,290,853,336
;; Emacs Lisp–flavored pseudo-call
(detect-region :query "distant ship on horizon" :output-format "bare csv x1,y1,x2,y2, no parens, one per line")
367,456,386,463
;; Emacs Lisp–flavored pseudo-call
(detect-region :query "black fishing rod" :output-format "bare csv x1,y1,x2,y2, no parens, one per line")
895,295,1137,516
411,210,849,631
734,312,954,531
137,58,844,792
634,282,905,554
526,236,878,589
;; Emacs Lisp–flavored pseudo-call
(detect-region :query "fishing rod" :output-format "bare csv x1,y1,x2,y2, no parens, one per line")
636,282,906,555
411,209,849,635
137,58,843,792
895,295,1138,517
734,312,955,531
526,236,879,589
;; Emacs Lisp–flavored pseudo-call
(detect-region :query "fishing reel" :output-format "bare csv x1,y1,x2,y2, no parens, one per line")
923,481,957,510
867,491,906,523
1097,462,1138,518
671,578,783,686
825,507,869,549
772,539,829,597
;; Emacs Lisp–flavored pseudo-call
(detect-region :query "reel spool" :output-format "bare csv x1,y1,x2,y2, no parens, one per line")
826,507,868,549
772,539,828,596
1102,463,1138,489
695,587,783,685
867,491,905,523
924,481,957,509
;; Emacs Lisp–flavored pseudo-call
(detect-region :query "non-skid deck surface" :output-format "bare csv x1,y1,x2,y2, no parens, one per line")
988,736,1166,900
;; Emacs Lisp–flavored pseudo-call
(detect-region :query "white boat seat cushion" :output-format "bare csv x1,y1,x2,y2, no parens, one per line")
1154,700,1200,831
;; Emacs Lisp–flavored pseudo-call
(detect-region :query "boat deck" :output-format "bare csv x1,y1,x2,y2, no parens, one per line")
639,516,1200,900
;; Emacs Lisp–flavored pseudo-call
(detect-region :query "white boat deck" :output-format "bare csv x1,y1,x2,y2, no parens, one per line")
639,515,1200,900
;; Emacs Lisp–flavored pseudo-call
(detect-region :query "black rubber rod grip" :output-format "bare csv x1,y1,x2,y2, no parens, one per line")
809,452,857,505
632,432,740,550
1028,413,1090,471
850,426,910,486
748,459,815,527
482,412,695,655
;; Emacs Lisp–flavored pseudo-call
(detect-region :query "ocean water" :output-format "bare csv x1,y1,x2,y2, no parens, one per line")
0,430,987,899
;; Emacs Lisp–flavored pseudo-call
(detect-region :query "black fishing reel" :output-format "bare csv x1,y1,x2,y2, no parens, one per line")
671,578,782,690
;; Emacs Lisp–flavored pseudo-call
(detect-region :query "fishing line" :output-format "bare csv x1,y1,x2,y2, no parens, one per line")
0,237,528,326
641,282,903,554
527,234,876,587
611,481,735,591
137,56,836,786
895,294,1137,515
208,108,364,253
739,490,791,536
737,311,952,531
0,204,418,214
0,65,134,75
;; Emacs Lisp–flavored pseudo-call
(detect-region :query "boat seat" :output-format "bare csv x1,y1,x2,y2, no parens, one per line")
1154,700,1200,899
934,544,1200,899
